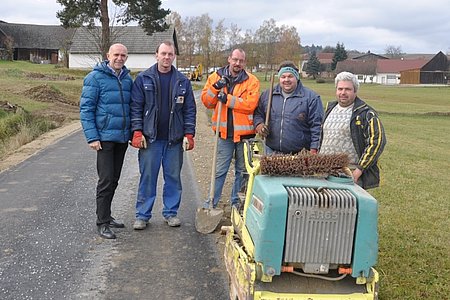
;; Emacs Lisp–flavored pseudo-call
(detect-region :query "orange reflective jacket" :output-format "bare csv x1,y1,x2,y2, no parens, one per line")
201,70,260,142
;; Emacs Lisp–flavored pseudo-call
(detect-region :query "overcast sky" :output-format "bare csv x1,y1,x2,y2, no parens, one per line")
2,0,449,54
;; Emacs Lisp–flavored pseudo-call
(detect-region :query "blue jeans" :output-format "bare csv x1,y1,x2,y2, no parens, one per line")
209,137,244,208
135,140,183,221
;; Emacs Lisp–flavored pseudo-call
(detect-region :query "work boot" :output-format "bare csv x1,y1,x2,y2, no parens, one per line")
97,224,116,239
109,218,125,228
165,216,181,227
133,219,148,230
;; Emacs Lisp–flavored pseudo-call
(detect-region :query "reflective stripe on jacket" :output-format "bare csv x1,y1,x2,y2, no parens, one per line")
201,68,260,142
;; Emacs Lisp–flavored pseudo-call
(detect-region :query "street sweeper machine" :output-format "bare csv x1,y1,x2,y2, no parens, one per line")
222,139,380,300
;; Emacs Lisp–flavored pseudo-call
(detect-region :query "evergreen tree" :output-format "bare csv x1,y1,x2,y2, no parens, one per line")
306,51,321,79
331,42,348,70
57,0,170,60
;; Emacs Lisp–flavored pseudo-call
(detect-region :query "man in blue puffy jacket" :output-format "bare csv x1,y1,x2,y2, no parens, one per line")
254,61,323,154
80,43,133,239
130,40,196,229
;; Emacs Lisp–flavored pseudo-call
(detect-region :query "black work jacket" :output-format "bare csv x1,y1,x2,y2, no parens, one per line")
322,97,386,189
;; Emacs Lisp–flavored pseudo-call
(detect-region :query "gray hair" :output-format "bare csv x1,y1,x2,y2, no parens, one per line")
335,71,359,93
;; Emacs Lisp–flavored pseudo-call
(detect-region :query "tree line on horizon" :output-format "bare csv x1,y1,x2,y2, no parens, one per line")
55,0,405,78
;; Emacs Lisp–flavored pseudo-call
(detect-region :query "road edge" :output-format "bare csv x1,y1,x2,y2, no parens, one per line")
0,120,81,173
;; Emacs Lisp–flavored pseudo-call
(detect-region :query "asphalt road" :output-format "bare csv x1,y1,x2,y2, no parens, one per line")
0,130,229,300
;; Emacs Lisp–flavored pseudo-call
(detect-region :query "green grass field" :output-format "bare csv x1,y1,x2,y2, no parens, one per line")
1,62,450,299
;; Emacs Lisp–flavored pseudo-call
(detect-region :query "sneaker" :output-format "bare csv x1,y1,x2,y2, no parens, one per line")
165,216,181,227
133,219,148,230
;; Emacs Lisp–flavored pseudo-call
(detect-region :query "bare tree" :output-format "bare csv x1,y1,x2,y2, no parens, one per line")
227,23,243,50
210,19,227,72
241,29,259,72
255,18,280,79
195,14,213,73
384,45,404,58
166,11,182,34
166,11,183,66
174,15,198,68
171,15,307,76
322,45,336,53
276,25,301,65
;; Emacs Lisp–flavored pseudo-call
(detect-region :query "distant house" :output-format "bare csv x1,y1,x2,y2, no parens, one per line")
336,51,449,85
0,21,74,64
336,60,378,83
353,52,389,61
69,26,178,70
375,59,428,84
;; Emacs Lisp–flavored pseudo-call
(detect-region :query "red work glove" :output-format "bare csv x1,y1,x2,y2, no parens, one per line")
131,131,146,149
183,134,194,151
310,148,318,155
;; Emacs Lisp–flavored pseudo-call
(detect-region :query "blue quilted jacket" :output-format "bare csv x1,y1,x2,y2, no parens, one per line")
80,61,133,143
254,81,323,153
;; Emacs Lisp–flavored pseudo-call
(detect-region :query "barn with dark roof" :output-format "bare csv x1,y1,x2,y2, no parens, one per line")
0,21,74,64
335,51,449,85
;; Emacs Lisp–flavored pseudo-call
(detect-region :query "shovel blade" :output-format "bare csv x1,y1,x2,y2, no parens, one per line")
195,207,224,234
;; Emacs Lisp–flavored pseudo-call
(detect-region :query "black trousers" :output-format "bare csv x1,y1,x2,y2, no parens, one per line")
96,141,128,225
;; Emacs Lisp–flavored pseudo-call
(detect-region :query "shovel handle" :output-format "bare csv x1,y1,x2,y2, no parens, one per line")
265,73,275,127
208,100,223,208
262,73,275,155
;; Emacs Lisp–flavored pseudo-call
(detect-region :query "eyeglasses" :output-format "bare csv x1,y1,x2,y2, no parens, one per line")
230,57,245,64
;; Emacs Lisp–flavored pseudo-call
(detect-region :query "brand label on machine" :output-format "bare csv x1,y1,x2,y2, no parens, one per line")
301,209,339,221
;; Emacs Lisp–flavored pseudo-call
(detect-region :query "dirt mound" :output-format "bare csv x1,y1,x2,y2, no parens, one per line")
25,84,77,106
26,72,76,81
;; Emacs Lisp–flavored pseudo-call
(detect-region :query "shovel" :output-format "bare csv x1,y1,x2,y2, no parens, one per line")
262,73,275,155
195,101,224,234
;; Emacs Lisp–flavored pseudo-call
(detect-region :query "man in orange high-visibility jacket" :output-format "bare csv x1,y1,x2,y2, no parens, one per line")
201,48,260,209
